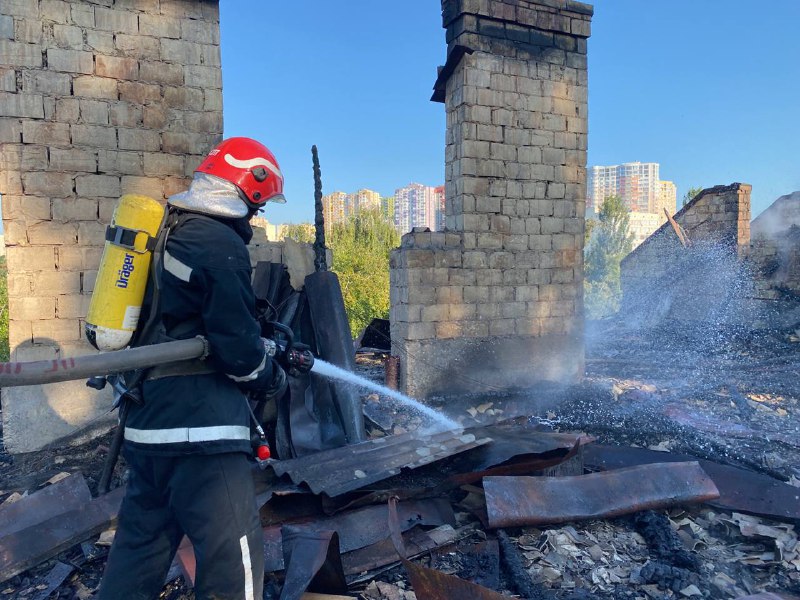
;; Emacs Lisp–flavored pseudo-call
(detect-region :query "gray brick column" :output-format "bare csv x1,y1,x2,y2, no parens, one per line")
390,0,592,399
0,0,222,452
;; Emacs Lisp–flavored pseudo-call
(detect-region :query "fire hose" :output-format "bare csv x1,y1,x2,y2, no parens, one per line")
0,337,209,389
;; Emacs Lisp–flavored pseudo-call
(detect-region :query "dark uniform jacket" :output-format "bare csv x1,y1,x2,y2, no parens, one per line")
124,212,275,456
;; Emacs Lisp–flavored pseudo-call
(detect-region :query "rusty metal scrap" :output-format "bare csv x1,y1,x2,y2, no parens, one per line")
584,444,800,523
263,498,455,572
279,527,347,600
386,497,507,600
269,428,491,497
484,461,720,528
402,558,509,600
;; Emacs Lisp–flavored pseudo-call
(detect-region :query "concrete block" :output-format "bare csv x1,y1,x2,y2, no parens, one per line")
57,246,102,271
119,81,161,104
160,0,205,19
0,68,14,92
0,40,43,67
48,148,96,173
181,18,218,44
1,194,49,221
86,29,114,53
95,6,138,33
52,197,99,222
54,97,80,122
0,92,44,118
160,38,202,64
143,152,183,176
115,33,160,60
139,13,180,38
56,294,92,319
32,318,81,342
142,105,167,129
21,172,73,197
71,124,117,149
73,75,119,99
27,221,79,246
21,70,70,95
6,246,58,273
108,101,141,127
406,321,435,341
53,23,83,48
203,88,222,111
22,121,69,146
201,44,221,68
75,174,120,198
96,55,139,80
139,60,184,85
77,222,106,247
164,85,203,109
0,143,48,171
0,117,21,143
184,65,221,89
118,128,160,152
6,272,34,296
71,4,95,27
98,149,142,175
40,0,70,22
47,48,94,74
10,296,56,320
4,0,37,17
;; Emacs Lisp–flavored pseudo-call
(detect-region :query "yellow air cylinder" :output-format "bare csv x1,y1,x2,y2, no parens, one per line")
85,194,165,351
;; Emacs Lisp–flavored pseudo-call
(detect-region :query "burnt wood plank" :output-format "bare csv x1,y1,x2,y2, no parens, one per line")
0,486,125,584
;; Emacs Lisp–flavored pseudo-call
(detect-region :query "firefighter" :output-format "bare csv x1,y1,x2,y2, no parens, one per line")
98,137,288,600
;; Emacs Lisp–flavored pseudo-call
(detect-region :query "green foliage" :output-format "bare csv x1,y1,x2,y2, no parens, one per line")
328,209,400,337
584,216,597,247
282,223,315,243
682,186,704,208
584,196,633,319
0,256,8,361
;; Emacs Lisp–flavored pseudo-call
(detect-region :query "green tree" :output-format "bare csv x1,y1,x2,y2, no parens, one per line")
584,196,633,318
681,186,704,208
281,222,315,243
327,209,400,337
0,256,8,361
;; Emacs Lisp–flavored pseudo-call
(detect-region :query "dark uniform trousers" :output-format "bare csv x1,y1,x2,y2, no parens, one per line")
98,451,264,600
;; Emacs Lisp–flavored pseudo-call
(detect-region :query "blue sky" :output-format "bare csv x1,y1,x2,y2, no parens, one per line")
221,1,799,224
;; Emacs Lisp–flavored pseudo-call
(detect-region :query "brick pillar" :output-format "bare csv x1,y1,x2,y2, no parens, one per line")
390,0,592,399
0,0,222,453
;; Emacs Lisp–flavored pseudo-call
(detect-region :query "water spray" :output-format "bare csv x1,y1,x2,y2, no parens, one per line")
310,358,460,431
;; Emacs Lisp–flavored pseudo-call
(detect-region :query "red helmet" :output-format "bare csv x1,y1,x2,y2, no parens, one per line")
195,137,286,206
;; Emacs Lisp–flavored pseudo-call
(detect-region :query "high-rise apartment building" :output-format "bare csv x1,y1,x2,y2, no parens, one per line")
350,189,381,213
654,180,677,219
322,191,348,230
589,162,676,216
627,212,663,249
394,183,440,234
434,185,446,231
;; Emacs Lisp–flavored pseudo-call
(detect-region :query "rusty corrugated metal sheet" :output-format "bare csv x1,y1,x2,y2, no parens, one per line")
584,444,800,523
268,428,491,497
484,461,720,528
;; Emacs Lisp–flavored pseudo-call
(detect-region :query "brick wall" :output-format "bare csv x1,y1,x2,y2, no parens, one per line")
0,0,222,453
390,0,592,399
619,183,752,327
